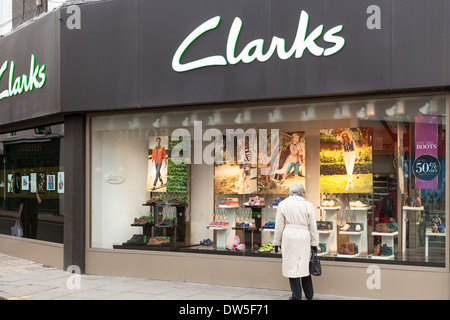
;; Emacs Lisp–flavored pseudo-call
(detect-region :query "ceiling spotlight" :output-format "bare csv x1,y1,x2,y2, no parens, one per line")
356,107,368,119
419,102,430,115
268,108,281,123
152,118,160,128
234,113,242,124
385,105,398,117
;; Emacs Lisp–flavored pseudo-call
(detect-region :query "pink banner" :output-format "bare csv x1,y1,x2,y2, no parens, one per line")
415,115,438,189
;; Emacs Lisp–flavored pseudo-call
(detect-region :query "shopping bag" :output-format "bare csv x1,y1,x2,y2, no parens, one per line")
309,251,322,276
11,220,23,237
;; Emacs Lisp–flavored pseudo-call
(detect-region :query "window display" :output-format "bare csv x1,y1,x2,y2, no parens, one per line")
90,94,447,267
0,125,65,243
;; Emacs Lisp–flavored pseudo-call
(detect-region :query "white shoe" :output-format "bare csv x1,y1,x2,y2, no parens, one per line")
340,224,350,231
355,224,361,232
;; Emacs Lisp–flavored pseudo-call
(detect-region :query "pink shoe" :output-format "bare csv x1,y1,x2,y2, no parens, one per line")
236,243,246,251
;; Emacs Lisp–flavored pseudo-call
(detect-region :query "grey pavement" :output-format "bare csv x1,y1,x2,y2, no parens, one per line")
0,253,364,301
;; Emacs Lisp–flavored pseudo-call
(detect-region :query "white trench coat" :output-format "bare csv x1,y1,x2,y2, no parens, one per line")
273,195,318,278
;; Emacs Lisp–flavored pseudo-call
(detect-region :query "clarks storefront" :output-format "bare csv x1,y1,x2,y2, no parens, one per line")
0,0,449,299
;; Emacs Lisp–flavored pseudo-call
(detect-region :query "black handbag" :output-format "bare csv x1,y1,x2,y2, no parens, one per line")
309,251,322,276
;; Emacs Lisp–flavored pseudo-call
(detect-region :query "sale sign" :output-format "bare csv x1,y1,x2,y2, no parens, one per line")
414,115,439,189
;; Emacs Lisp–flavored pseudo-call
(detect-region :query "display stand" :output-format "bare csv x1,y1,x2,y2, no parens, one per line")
401,206,424,253
260,206,277,245
337,207,368,258
370,231,398,259
208,206,238,250
317,206,339,256
425,232,446,257
206,224,229,249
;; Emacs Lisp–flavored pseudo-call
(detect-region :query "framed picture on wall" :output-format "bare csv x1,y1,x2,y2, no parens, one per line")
47,175,56,191
38,172,46,193
7,174,13,193
13,173,20,193
22,176,29,191
57,172,64,194
30,173,37,193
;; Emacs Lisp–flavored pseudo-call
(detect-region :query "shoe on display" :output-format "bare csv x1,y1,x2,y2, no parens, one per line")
148,237,169,246
348,224,356,232
355,224,361,232
272,197,285,206
219,198,239,208
373,244,381,256
350,200,367,207
380,244,388,256
375,223,394,233
340,224,350,231
338,242,356,255
200,239,214,246
125,234,147,245
236,243,246,251
262,221,275,229
258,242,274,252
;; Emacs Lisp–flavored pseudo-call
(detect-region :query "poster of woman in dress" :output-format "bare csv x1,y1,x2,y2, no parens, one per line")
320,128,373,193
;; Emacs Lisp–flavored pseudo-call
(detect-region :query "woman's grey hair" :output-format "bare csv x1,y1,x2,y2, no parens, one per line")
289,183,305,197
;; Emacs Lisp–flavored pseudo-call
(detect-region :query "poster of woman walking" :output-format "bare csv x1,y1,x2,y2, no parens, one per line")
320,128,373,194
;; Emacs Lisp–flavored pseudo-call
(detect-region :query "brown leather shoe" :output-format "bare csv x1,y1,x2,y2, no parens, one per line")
375,223,394,233
338,242,355,254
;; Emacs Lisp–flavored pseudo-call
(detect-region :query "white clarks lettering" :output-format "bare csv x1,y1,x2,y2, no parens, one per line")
0,54,47,102
172,10,345,72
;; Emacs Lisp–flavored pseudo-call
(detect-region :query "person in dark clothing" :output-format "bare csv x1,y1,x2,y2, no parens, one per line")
17,190,42,239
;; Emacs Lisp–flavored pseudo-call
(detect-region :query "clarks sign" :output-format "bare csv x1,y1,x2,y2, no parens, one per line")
172,10,345,72
0,54,47,102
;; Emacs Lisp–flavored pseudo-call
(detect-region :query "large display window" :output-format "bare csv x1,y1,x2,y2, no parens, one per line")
90,94,447,267
0,125,65,243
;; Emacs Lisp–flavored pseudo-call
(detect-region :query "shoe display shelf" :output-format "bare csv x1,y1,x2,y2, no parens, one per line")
337,206,368,258
317,206,340,256
259,207,276,244
370,230,398,260
401,206,424,253
114,200,187,250
425,232,446,257
207,206,238,250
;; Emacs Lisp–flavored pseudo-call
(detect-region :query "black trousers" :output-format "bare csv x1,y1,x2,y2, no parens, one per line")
21,213,38,239
289,276,314,300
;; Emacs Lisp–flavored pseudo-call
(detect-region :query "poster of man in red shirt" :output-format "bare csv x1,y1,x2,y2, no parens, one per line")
147,136,168,192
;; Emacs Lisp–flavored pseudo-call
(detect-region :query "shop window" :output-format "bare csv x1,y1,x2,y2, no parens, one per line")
90,95,447,267
0,125,64,243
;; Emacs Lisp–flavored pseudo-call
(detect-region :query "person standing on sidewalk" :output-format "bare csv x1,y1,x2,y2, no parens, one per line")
17,189,42,239
273,183,318,300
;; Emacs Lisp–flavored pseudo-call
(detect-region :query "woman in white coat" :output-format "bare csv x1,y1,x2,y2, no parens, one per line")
273,183,318,300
